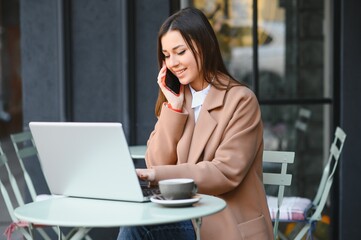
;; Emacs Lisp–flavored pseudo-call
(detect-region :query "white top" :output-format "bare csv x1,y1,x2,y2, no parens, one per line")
189,84,211,123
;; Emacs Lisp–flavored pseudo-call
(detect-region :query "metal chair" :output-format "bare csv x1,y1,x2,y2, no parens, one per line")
10,131,39,202
294,108,312,132
263,150,295,239
0,141,50,239
129,145,147,159
280,126,347,240
10,131,93,240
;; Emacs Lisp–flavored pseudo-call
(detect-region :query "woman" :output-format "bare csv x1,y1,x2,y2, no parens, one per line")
117,7,273,240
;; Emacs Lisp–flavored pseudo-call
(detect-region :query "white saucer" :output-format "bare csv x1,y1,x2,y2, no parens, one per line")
150,195,201,207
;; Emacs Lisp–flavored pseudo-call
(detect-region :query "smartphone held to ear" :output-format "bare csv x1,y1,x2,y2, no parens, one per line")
165,69,181,95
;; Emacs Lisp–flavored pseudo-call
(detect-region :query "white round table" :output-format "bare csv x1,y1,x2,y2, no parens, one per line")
15,194,226,239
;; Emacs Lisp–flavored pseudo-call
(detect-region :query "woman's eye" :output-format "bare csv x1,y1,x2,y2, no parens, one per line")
164,55,170,59
178,50,186,55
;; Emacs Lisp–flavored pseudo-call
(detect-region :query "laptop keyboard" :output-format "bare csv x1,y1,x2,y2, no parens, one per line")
141,185,160,197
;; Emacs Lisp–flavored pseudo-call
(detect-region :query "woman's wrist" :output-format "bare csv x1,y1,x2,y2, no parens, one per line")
165,102,182,113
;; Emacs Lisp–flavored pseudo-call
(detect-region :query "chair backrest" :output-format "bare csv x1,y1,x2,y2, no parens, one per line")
0,144,24,221
294,108,312,132
263,150,295,239
309,126,346,221
10,131,39,201
0,143,33,239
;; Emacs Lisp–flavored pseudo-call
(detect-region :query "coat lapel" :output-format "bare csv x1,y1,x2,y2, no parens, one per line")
187,86,226,164
177,87,195,164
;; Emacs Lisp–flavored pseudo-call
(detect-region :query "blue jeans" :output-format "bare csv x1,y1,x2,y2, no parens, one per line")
116,220,195,240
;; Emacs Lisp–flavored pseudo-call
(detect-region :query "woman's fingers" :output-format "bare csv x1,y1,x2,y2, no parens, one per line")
157,64,167,86
136,168,155,181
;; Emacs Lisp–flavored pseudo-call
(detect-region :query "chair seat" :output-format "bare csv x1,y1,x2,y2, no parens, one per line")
267,196,312,221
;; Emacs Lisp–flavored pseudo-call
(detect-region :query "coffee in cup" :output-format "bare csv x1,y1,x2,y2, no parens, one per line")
158,178,197,200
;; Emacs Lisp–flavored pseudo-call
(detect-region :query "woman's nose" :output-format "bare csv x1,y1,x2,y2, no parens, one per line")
168,55,179,67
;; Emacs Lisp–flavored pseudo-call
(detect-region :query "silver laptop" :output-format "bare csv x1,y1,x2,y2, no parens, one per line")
29,121,158,202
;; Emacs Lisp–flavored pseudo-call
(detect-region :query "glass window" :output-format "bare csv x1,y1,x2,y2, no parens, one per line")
190,0,333,202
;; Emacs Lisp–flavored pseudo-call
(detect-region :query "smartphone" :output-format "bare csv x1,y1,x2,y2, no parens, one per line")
165,69,181,95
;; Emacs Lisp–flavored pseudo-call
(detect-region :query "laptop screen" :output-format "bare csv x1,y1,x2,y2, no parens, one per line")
29,122,151,202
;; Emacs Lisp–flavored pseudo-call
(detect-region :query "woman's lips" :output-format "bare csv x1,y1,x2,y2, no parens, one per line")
175,68,186,77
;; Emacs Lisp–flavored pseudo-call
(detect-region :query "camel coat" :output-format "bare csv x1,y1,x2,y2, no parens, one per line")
145,79,273,240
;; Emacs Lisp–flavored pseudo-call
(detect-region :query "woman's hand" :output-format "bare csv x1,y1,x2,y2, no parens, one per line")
136,168,155,181
158,63,184,110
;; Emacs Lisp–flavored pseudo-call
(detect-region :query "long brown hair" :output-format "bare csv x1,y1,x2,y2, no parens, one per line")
155,7,242,116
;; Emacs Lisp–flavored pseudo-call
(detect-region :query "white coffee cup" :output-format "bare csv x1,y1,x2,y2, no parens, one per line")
158,178,197,200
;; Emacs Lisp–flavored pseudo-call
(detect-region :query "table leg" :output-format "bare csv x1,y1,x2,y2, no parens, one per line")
28,224,35,240
193,217,202,240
